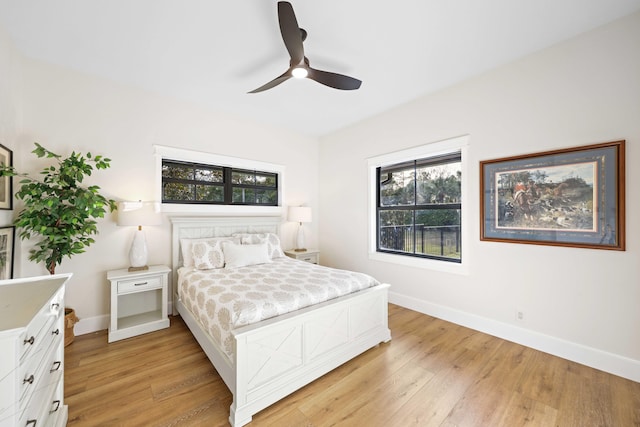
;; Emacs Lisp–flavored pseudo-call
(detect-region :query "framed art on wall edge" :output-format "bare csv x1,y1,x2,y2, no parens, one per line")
480,140,625,250
0,226,15,279
0,144,12,210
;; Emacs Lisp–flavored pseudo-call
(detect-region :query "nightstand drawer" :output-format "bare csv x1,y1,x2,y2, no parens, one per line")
117,276,162,294
297,253,318,264
284,249,320,264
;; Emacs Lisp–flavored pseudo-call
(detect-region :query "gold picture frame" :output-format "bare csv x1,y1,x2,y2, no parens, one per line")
480,140,625,250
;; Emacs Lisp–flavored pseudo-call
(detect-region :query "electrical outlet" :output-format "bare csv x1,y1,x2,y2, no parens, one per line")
516,310,525,322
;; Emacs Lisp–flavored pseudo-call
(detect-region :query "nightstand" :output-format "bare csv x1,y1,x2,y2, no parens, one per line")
284,249,320,264
107,265,170,342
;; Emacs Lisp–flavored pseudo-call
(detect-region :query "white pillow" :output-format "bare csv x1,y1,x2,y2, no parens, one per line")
223,241,271,269
180,237,239,268
232,233,285,259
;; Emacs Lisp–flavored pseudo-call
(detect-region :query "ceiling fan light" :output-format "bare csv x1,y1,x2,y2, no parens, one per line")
292,67,308,79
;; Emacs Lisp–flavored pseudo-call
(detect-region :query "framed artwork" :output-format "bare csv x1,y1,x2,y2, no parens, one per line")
0,226,15,279
480,140,625,250
0,143,12,210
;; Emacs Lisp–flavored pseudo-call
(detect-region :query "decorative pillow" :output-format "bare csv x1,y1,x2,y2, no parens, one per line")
180,237,239,268
222,241,272,269
232,233,285,259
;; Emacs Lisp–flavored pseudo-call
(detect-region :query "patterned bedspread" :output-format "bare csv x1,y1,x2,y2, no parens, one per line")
178,257,380,359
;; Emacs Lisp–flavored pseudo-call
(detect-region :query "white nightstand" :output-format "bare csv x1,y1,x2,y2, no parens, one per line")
284,249,320,264
107,265,171,342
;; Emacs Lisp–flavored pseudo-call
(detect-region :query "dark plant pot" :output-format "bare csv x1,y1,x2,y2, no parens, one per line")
64,308,79,347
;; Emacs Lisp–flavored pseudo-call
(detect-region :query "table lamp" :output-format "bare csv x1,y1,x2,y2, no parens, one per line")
117,201,162,271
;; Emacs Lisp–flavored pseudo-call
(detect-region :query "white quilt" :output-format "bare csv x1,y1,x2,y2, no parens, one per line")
178,257,380,358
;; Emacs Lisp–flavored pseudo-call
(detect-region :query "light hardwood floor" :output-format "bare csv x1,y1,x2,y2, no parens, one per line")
64,304,640,426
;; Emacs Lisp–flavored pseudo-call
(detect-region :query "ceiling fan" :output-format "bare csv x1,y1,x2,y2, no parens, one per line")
248,1,362,93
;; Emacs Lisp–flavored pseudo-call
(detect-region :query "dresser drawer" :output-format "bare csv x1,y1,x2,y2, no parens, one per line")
117,275,162,294
19,364,63,427
19,316,63,402
19,292,63,361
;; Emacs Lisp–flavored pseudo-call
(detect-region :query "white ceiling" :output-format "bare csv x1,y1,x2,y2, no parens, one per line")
1,0,639,137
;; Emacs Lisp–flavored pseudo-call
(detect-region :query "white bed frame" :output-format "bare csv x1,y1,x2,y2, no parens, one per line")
170,216,391,426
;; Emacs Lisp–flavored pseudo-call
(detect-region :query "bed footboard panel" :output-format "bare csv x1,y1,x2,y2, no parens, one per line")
229,283,391,426
176,298,236,392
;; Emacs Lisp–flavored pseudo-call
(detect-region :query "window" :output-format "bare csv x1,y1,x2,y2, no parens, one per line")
367,135,468,272
162,159,278,206
377,153,462,262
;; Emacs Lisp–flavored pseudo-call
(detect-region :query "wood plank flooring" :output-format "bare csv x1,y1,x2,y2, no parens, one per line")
64,304,640,426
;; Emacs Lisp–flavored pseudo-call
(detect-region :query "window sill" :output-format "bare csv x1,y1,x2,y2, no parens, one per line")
161,204,284,216
368,251,468,275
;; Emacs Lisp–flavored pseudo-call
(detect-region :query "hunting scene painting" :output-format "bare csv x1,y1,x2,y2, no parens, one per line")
495,162,596,231
481,141,625,250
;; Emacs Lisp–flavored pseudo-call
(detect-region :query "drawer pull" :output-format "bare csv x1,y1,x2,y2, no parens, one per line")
52,328,60,336
23,375,35,385
50,361,62,372
134,281,148,286
50,302,62,316
26,420,37,426
24,336,35,346
50,400,61,413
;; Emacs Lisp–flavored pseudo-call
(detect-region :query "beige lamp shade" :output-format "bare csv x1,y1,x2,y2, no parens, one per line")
117,201,162,227
287,206,312,224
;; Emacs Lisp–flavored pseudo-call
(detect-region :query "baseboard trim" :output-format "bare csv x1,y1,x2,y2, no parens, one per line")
74,313,109,336
389,291,640,383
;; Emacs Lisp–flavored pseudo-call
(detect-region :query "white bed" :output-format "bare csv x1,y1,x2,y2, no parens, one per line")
170,216,391,426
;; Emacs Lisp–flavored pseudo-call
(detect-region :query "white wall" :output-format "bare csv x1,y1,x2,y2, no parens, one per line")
319,12,640,381
3,50,318,332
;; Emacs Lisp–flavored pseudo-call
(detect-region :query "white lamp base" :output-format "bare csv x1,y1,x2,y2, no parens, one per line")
295,222,306,252
129,228,149,271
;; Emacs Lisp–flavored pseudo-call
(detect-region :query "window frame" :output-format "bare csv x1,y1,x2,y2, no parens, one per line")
376,153,462,263
161,160,278,206
155,145,285,215
367,135,469,274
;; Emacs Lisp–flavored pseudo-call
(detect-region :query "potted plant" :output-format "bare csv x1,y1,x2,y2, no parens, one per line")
0,143,116,345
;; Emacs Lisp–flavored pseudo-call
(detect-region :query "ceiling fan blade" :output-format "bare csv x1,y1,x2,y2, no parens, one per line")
248,2,362,93
248,70,292,93
307,67,362,90
278,1,304,64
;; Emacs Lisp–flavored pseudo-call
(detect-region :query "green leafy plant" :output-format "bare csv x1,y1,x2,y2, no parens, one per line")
0,143,116,274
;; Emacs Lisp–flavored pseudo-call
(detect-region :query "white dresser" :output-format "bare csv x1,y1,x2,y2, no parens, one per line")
0,274,72,427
